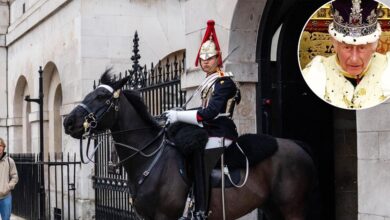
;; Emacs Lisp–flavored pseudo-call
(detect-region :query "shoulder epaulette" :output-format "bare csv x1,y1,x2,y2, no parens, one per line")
217,70,234,78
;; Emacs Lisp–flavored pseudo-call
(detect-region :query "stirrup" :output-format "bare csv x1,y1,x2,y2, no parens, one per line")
194,211,207,220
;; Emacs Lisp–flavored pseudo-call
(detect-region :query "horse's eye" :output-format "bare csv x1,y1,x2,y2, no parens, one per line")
97,94,106,99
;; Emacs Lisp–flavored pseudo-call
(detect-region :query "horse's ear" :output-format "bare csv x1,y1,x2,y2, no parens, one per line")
112,76,130,90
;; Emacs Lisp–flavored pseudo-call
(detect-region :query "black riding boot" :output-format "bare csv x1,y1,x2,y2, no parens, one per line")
193,148,224,219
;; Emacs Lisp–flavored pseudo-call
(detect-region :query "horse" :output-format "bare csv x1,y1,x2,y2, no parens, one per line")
63,70,318,220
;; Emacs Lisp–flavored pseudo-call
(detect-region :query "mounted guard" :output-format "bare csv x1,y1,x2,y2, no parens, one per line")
166,20,240,219
63,24,317,220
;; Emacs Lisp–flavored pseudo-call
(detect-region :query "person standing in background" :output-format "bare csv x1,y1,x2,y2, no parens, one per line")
0,138,18,220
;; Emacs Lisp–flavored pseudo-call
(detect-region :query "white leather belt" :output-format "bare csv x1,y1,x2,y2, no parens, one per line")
205,137,233,149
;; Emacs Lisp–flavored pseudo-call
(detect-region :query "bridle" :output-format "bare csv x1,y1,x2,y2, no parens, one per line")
77,84,171,187
79,84,121,134
77,84,122,164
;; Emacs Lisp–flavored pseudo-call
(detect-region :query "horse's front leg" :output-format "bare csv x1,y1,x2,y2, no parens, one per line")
154,148,190,219
155,187,188,220
280,204,306,220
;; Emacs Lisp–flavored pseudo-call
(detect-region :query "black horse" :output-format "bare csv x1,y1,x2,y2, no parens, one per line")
63,70,317,220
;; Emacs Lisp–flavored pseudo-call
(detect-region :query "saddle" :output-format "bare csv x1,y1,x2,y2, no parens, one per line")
167,123,279,187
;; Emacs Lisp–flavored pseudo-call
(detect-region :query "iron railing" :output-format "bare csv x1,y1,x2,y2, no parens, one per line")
11,153,80,220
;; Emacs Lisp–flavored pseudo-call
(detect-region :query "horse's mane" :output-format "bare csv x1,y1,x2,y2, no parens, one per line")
122,90,159,127
100,68,115,85
99,69,159,127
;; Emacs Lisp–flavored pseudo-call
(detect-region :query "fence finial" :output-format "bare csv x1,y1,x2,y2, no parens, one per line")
131,31,141,74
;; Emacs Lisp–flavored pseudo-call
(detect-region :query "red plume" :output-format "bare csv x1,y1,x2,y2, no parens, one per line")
195,20,223,67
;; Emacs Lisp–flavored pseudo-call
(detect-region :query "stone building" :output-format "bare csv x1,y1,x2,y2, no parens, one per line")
0,0,389,219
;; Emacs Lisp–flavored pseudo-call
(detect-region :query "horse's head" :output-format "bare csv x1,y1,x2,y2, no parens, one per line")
63,70,129,139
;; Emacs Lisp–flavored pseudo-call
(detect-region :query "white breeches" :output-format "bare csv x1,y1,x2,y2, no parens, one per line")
205,137,233,149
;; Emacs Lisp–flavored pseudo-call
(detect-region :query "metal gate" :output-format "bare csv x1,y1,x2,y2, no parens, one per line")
93,31,186,219
11,153,80,220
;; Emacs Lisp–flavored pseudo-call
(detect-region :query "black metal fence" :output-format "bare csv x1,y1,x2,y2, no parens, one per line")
11,153,80,220
11,154,39,219
93,31,186,219
93,133,138,220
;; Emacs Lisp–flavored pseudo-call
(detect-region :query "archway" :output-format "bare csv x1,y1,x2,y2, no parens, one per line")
13,75,32,153
45,62,63,154
253,0,357,219
227,1,266,135
52,85,62,153
22,84,32,153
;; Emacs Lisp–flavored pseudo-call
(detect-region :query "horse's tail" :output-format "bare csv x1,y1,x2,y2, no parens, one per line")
293,140,322,220
292,140,321,171
306,169,322,220
292,140,313,158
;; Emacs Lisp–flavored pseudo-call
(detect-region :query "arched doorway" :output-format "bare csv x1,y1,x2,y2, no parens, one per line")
13,75,32,153
22,84,32,153
50,84,62,153
44,62,63,154
255,0,355,219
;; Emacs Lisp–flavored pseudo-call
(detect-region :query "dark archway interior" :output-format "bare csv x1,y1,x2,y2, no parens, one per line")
255,0,353,219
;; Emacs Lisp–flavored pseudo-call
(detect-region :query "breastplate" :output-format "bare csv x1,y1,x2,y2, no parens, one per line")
200,72,239,116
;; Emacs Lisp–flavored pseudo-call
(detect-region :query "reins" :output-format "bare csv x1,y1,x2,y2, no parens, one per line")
80,123,172,189
79,117,167,165
109,127,166,168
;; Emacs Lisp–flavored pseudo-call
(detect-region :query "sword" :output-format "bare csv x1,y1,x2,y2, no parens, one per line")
222,45,240,64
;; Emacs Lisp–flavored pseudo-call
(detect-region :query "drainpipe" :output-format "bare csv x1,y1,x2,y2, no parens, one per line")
6,46,9,149
5,1,10,149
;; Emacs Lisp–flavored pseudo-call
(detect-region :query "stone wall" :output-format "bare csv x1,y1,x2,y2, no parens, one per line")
357,0,390,218
3,0,187,218
357,100,390,220
79,0,186,97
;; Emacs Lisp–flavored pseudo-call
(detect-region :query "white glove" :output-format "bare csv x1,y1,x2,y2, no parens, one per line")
166,110,179,124
166,110,203,127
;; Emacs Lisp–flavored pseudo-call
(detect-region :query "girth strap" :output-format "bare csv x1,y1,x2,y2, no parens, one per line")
137,139,175,185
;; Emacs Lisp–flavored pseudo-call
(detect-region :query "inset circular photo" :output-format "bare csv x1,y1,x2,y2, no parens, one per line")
298,0,390,109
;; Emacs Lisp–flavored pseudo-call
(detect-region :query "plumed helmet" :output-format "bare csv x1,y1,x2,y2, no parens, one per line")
195,20,223,67
199,39,218,60
329,0,381,45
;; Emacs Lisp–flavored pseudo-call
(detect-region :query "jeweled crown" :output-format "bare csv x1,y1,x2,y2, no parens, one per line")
329,0,381,44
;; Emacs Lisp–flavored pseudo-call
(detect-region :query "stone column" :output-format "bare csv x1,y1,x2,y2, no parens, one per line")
0,0,9,146
333,109,357,220
0,1,9,145
7,118,22,153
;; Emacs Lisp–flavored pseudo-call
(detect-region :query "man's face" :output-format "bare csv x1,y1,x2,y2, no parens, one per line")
200,56,218,74
332,39,377,76
0,144,4,155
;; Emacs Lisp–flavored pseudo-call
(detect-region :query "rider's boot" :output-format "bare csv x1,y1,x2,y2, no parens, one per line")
193,150,207,219
193,147,224,219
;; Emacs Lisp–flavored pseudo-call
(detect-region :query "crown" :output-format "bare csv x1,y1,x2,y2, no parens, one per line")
329,0,381,45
